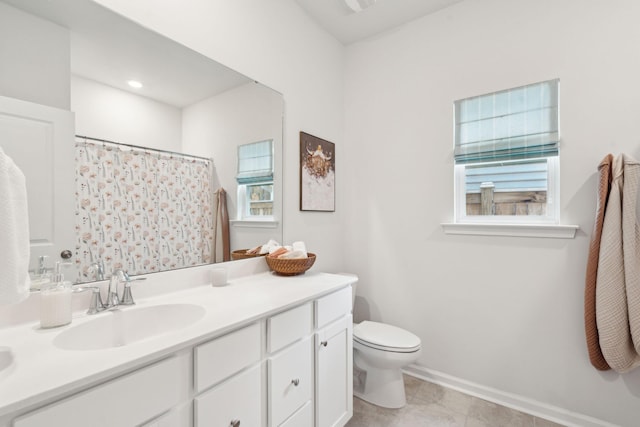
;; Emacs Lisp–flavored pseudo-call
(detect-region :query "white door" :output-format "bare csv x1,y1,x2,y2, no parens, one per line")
0,95,75,275
316,315,353,427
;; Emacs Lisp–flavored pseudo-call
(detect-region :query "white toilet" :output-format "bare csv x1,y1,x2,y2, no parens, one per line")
350,280,421,409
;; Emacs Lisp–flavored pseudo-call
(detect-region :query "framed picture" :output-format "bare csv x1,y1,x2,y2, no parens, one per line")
300,131,335,212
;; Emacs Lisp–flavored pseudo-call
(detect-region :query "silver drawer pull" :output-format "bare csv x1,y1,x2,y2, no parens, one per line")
230,420,240,427
291,378,300,386
321,340,328,347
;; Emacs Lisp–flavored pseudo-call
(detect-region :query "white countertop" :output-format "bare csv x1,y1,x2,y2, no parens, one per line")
0,270,355,418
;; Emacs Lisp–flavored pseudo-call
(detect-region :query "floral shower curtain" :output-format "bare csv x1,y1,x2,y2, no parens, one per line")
75,137,214,282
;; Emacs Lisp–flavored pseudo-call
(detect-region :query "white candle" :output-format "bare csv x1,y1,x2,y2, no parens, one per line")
40,287,72,328
210,268,228,287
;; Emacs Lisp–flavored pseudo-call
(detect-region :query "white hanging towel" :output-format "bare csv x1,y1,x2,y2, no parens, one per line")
0,147,30,304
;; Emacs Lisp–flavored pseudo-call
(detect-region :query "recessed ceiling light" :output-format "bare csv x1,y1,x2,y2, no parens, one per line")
127,80,143,89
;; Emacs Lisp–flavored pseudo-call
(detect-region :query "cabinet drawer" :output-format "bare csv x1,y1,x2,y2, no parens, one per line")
268,303,312,353
280,401,312,427
194,363,262,427
14,357,181,427
268,337,312,426
194,322,261,393
315,286,352,329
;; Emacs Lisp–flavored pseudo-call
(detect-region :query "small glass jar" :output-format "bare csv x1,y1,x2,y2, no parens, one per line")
40,280,72,328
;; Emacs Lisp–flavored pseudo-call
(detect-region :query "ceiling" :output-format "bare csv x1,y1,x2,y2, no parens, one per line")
2,0,465,107
2,0,252,108
295,0,465,45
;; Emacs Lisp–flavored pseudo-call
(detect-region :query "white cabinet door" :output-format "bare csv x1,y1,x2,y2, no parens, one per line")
268,337,313,426
315,315,353,427
280,401,312,427
0,95,75,272
194,363,262,427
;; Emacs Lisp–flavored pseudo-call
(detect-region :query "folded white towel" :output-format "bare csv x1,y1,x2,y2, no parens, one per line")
292,241,308,258
260,239,281,255
0,147,30,304
278,250,308,259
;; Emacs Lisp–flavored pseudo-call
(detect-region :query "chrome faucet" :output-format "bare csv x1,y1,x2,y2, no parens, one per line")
89,259,105,281
106,269,142,309
107,269,128,309
73,269,146,315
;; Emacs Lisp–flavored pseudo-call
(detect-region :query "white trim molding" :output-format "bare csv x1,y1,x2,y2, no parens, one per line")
441,222,578,239
403,365,616,427
230,219,279,229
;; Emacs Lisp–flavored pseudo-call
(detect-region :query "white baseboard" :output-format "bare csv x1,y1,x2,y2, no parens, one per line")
403,364,617,427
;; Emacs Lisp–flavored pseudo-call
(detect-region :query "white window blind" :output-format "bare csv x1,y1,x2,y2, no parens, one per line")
236,139,273,184
454,79,559,164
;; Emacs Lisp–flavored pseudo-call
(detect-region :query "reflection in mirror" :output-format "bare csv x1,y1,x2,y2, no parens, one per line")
0,0,283,285
75,136,218,283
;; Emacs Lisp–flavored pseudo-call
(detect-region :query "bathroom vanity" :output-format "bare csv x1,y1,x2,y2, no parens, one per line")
0,265,354,427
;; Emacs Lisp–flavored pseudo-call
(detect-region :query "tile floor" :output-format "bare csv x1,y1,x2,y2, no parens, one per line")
346,375,566,427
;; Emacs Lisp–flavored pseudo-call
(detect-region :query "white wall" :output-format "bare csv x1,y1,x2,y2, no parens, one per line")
182,82,284,250
0,2,70,109
94,0,346,271
344,0,640,426
71,75,182,152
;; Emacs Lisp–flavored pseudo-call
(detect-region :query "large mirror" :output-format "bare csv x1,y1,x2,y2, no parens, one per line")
0,0,283,284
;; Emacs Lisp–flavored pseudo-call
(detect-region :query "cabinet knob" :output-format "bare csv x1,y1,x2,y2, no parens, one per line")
291,378,300,386
321,340,328,347
230,420,240,427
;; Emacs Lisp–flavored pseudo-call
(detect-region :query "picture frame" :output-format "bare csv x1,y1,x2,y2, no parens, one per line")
300,131,335,212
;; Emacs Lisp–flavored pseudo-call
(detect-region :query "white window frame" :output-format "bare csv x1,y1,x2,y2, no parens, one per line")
454,156,560,225
445,79,578,238
237,181,274,221
235,139,275,222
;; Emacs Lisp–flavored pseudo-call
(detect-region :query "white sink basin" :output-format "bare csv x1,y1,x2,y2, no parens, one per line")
53,304,206,351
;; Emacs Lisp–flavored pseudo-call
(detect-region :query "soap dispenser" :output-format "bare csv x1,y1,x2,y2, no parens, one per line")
40,261,73,329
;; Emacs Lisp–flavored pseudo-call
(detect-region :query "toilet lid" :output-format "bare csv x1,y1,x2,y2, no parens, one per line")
353,321,421,352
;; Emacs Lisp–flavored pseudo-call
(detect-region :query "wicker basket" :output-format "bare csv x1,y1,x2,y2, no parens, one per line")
265,253,316,276
231,249,267,260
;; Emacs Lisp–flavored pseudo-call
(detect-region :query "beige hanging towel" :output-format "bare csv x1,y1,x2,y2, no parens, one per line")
596,154,640,372
213,188,230,263
584,154,613,371
622,155,640,353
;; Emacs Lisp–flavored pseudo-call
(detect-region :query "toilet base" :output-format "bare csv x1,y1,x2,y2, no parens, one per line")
353,361,407,408
352,321,421,409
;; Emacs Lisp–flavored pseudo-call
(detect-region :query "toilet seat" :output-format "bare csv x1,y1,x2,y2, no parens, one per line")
353,321,421,353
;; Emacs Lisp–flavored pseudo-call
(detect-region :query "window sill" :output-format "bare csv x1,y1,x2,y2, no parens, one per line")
441,222,579,239
230,219,279,229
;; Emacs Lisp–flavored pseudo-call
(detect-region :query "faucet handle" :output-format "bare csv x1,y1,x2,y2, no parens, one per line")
120,277,146,306
73,286,105,315
120,282,135,306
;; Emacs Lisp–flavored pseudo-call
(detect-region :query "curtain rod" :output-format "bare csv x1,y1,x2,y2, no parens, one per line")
75,134,213,162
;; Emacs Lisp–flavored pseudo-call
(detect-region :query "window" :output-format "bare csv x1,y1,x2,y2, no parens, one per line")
236,139,274,219
454,79,560,224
